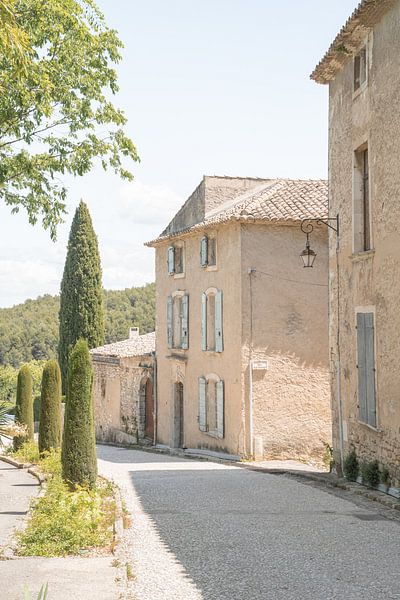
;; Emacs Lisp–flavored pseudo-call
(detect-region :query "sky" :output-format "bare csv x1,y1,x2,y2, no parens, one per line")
0,0,358,308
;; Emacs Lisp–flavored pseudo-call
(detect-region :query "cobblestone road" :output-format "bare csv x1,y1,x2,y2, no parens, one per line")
97,445,400,600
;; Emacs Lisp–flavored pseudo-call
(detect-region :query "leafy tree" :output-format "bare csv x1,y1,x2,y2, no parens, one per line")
61,339,97,489
0,284,155,367
14,363,33,449
58,201,104,389
0,0,138,239
38,360,61,454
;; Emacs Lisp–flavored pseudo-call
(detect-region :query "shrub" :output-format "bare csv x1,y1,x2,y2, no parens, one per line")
61,340,97,489
13,440,40,464
343,449,359,481
361,460,380,487
14,365,34,450
39,361,62,455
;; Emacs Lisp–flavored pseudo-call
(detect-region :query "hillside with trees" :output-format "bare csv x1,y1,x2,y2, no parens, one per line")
0,283,155,368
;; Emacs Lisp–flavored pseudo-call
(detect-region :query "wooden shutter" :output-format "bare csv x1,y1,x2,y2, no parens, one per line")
181,294,189,349
216,380,224,438
365,312,376,427
201,292,207,351
167,246,175,275
200,236,208,267
357,312,367,423
215,290,223,352
198,377,207,431
167,295,173,348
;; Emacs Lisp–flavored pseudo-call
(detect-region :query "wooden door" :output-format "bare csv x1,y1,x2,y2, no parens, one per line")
144,379,154,439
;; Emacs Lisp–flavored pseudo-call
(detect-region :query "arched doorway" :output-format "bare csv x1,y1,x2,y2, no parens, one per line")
144,379,154,440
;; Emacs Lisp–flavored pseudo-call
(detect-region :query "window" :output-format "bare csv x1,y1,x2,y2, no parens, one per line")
198,375,224,438
353,146,371,253
200,235,217,268
167,244,184,276
167,293,189,349
356,312,376,427
354,46,367,92
201,288,223,352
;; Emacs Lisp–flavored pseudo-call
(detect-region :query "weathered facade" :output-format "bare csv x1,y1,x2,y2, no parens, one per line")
146,176,331,461
312,0,400,486
91,329,155,446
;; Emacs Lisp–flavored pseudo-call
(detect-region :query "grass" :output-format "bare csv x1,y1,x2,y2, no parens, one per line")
12,441,116,557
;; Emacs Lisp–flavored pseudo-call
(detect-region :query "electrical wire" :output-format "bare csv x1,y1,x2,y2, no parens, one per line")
253,268,328,288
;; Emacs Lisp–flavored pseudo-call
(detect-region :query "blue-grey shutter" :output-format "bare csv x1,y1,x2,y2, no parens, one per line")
167,295,173,348
199,377,207,431
200,236,208,267
201,292,207,351
215,290,223,352
181,294,189,349
357,312,367,423
167,246,175,275
216,380,224,438
365,312,376,427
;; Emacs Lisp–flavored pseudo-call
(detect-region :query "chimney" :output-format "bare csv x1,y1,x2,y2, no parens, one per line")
129,327,139,339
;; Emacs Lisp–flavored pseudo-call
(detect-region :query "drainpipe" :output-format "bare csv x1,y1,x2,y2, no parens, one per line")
153,353,157,447
248,268,256,459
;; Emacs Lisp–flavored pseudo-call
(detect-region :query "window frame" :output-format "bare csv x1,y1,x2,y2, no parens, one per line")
352,143,372,255
201,287,223,352
167,242,185,278
198,373,224,438
167,290,189,350
200,233,218,271
353,44,368,97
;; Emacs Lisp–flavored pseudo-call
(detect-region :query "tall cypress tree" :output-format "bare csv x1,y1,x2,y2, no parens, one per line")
14,365,34,450
58,201,104,390
61,339,97,489
39,360,62,454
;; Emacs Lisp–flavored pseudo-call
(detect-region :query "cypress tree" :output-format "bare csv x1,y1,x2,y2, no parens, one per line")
38,360,62,454
61,339,97,489
14,365,34,450
58,201,104,391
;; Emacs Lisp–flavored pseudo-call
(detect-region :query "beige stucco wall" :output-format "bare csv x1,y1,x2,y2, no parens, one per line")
328,0,400,483
155,221,244,455
92,355,154,445
241,223,331,460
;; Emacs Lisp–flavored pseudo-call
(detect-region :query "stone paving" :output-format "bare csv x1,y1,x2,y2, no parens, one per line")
98,445,400,600
0,461,39,546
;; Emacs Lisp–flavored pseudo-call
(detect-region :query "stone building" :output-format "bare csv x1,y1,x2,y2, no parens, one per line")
312,0,400,487
146,175,331,461
90,329,155,445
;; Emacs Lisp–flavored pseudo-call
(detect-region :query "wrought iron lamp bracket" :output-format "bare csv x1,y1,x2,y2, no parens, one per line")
301,216,339,237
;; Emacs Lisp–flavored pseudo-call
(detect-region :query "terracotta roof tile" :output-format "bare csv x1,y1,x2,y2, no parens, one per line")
90,332,155,358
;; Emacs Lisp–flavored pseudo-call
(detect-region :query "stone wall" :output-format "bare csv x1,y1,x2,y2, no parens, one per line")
328,0,400,485
92,354,154,446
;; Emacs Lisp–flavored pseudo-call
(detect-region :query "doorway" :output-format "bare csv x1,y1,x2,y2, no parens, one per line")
144,379,154,440
174,382,184,448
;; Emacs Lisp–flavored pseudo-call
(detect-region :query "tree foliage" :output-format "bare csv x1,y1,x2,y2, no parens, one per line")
58,201,104,388
39,359,61,454
14,363,33,449
0,283,155,367
62,339,97,489
0,0,138,238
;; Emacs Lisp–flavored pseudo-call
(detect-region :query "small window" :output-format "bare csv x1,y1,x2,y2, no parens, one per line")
198,376,224,438
356,312,376,427
354,46,367,92
353,145,371,253
167,244,184,276
200,235,217,268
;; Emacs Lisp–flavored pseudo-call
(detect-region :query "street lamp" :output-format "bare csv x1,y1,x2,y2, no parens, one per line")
300,216,339,267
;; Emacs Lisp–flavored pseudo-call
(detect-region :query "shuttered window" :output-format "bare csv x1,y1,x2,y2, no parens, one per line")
167,295,173,348
167,247,175,275
200,235,217,268
201,289,223,352
357,312,376,427
181,294,189,349
200,237,208,267
167,244,184,275
168,293,189,350
198,376,225,438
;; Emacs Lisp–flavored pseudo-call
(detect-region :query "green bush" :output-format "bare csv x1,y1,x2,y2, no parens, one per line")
39,360,62,455
33,396,41,422
13,440,40,464
361,460,380,487
381,466,391,486
14,365,34,450
343,449,359,481
61,340,97,489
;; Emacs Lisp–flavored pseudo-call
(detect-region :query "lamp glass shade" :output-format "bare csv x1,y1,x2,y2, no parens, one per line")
300,246,316,268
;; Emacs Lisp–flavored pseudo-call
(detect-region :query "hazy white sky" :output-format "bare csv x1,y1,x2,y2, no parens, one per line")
0,0,357,307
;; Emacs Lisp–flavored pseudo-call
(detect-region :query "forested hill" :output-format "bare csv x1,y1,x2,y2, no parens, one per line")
0,283,155,367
